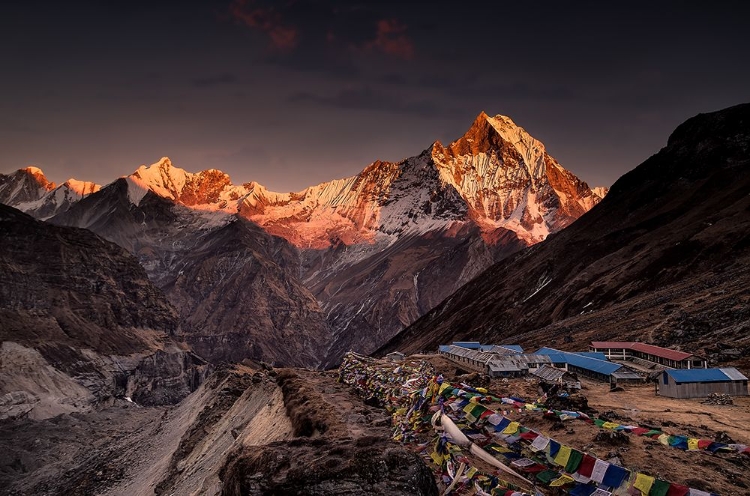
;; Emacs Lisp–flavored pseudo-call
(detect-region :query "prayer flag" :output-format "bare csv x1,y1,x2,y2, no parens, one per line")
591,459,609,483
634,473,655,495
530,435,550,452
649,479,671,496
602,464,629,488
577,454,596,478
565,449,584,473
553,444,572,467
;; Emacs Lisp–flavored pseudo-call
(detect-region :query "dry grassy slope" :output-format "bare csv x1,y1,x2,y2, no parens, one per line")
379,103,750,359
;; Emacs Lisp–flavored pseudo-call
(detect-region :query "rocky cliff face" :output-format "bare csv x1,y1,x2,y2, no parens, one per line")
0,167,55,205
51,178,332,367
0,204,210,419
430,112,601,242
379,103,750,361
3,112,603,368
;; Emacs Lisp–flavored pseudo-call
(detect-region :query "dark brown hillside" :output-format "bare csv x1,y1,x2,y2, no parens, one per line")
0,204,178,353
0,204,209,414
378,103,750,361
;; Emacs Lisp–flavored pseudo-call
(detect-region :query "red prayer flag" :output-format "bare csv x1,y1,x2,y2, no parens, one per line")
577,454,596,478
697,439,712,449
666,483,689,496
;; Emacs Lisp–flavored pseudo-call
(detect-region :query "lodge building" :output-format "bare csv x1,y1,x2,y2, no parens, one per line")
658,368,749,398
589,341,708,369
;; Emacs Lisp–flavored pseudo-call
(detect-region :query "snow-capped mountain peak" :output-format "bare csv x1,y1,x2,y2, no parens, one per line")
591,186,609,200
0,166,56,206
124,158,247,213
63,178,101,197
3,112,602,249
426,111,603,243
23,166,46,176
233,112,604,247
0,168,100,219
127,157,188,203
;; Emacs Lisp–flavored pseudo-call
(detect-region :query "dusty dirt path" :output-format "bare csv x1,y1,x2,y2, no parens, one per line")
582,381,750,445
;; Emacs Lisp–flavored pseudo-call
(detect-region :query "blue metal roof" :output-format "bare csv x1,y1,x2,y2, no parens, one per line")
667,368,741,383
453,341,481,349
573,352,609,361
535,347,623,375
438,345,451,353
479,344,524,353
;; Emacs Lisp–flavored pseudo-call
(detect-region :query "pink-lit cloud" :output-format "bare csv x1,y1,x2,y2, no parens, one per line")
228,0,298,51
365,19,414,60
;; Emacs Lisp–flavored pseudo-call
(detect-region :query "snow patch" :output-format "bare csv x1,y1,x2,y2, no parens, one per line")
126,177,150,206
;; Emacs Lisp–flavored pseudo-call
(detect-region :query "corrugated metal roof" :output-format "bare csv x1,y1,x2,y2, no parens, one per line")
531,365,568,382
573,352,609,360
438,345,451,353
523,355,553,365
536,347,623,375
488,359,524,372
631,343,693,361
611,370,643,380
500,344,524,353
453,341,482,349
442,345,494,363
719,368,748,381
667,368,740,383
590,341,694,361
591,341,636,349
480,345,522,355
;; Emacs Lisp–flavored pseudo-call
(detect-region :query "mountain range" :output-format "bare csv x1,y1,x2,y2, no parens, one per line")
1,112,605,368
379,103,750,368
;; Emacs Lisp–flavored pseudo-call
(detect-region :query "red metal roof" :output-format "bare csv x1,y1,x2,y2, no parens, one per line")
590,342,694,361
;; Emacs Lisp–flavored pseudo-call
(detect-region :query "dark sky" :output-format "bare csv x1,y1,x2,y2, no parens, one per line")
1,1,748,191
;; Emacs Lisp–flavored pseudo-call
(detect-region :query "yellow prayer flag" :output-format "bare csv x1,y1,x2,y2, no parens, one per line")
491,445,513,454
634,473,655,495
502,421,520,434
553,444,572,467
601,421,619,430
550,474,575,487
688,438,699,450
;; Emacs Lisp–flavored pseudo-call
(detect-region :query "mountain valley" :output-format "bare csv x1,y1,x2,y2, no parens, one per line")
2,104,749,496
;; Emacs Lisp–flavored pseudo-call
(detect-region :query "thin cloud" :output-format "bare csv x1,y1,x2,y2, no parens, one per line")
191,73,239,88
364,19,414,60
288,87,458,119
228,0,298,51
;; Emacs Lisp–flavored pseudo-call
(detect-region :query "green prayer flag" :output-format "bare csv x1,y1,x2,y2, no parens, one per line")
536,469,559,485
565,449,584,473
649,479,671,496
